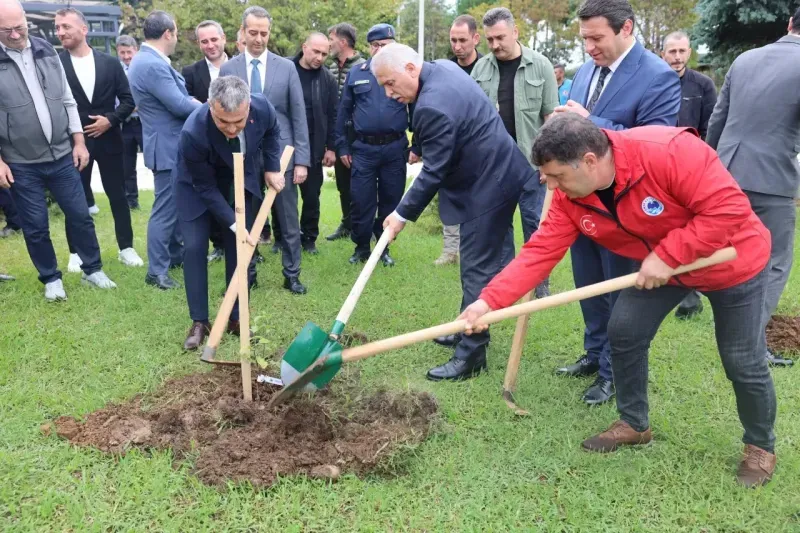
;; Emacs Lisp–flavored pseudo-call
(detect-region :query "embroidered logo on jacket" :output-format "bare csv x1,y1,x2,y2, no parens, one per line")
580,215,597,235
642,197,664,216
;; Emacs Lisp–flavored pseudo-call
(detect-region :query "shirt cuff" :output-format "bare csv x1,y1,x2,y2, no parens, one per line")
229,223,236,233
392,211,406,223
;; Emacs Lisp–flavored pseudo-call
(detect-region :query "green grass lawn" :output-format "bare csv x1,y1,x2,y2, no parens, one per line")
2,183,800,531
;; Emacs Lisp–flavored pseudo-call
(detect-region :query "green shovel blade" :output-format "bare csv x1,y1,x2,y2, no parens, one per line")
270,342,343,408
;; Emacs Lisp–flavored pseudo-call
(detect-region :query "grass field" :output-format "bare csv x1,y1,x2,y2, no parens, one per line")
1,183,799,531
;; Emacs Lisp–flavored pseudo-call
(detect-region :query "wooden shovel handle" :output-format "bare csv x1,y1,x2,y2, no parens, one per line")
334,229,394,326
341,246,737,363
204,146,294,352
504,186,553,393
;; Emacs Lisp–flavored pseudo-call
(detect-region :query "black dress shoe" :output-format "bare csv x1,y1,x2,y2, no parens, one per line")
271,242,281,254
555,355,599,377
582,377,615,405
169,262,183,270
283,276,307,295
326,224,351,241
534,278,550,299
302,242,319,255
380,251,395,267
349,250,370,264
675,300,704,320
766,349,794,367
145,273,180,290
207,247,224,263
426,356,487,381
433,333,461,347
128,201,140,211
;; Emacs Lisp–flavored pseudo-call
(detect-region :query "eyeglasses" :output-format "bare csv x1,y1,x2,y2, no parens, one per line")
369,41,390,49
0,26,27,36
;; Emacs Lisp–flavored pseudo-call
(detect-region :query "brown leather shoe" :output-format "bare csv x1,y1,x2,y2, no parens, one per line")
183,321,209,351
737,444,776,488
582,420,652,453
227,319,241,336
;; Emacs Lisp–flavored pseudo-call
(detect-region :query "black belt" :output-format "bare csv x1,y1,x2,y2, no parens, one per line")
355,132,404,145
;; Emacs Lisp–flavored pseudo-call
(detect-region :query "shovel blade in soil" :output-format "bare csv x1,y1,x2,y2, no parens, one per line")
280,321,345,390
271,349,343,408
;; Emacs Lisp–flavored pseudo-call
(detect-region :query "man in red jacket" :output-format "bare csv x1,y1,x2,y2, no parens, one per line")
461,114,776,487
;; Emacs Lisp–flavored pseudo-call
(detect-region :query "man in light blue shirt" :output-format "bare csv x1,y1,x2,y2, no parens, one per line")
554,63,573,105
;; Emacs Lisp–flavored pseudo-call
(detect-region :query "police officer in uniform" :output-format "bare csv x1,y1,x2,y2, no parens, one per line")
335,24,417,265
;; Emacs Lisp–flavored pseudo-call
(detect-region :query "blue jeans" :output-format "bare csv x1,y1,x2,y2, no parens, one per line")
7,154,102,283
0,187,21,229
147,169,183,277
608,265,776,452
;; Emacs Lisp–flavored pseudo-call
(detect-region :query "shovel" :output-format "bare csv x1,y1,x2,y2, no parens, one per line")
278,229,395,392
267,246,737,408
200,145,294,366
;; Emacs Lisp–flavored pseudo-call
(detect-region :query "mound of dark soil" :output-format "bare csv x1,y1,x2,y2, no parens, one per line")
766,315,800,353
50,367,438,487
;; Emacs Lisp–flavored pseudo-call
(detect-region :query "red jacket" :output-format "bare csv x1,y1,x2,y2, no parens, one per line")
480,126,771,311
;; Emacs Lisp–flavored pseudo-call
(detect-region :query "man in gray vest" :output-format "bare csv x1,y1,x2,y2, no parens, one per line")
0,0,116,301
706,8,800,368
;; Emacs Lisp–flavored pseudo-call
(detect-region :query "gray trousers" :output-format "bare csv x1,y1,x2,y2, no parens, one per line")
442,224,460,254
745,190,796,326
609,265,776,452
147,169,183,277
272,169,302,279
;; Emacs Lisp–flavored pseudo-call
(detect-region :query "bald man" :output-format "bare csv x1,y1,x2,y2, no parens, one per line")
289,32,338,253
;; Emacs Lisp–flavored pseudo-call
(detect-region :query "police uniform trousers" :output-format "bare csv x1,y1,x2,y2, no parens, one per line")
349,137,407,252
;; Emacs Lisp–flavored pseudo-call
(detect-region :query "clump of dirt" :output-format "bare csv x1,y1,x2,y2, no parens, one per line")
51,367,438,487
766,315,800,353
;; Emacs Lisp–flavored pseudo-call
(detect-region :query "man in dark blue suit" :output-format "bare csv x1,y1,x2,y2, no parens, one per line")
551,0,680,405
374,43,534,380
175,76,282,350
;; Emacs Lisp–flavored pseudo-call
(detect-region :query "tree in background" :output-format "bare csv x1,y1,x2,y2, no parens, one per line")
630,0,697,52
396,0,455,61
119,0,402,68
693,0,795,71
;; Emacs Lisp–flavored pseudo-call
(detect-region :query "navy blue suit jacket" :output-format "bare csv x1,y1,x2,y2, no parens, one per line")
396,60,533,225
175,94,281,227
569,41,680,130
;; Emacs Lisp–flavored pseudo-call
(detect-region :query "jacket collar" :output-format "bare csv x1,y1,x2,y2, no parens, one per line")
206,103,259,169
605,129,645,192
778,34,800,45
484,42,536,69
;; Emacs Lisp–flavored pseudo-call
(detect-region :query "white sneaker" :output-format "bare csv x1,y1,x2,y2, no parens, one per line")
118,247,144,267
81,270,117,289
44,279,67,301
88,204,100,216
67,253,83,273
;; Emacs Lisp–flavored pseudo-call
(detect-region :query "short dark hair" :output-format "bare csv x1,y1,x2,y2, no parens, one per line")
116,35,138,48
328,22,357,48
792,7,800,34
242,6,272,29
553,63,566,70
143,10,175,40
55,7,88,26
483,7,515,28
532,114,610,167
452,14,478,34
577,0,635,34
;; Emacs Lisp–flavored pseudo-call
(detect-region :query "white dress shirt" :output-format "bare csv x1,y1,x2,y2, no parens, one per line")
244,49,268,91
71,51,96,103
587,39,636,103
206,54,227,82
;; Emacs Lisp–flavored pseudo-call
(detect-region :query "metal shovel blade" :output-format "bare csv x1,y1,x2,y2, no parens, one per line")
269,345,343,408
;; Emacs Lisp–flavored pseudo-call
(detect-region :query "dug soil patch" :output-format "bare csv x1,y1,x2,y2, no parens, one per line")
766,315,800,353
50,367,438,487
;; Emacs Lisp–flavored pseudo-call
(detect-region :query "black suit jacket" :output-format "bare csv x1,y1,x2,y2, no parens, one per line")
59,49,134,154
396,60,532,225
182,59,212,103
677,68,717,140
175,94,282,227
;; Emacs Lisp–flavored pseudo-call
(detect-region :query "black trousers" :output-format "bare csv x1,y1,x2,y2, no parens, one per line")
69,146,134,252
181,194,256,323
455,199,518,362
121,119,142,205
299,162,324,244
334,157,352,230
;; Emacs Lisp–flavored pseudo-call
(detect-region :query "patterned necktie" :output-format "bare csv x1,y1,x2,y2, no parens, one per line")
586,66,611,113
250,59,262,94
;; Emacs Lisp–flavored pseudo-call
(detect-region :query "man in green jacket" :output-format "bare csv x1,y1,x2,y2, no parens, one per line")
472,7,559,295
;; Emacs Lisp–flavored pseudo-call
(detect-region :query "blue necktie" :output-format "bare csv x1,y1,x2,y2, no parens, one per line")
250,59,262,94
